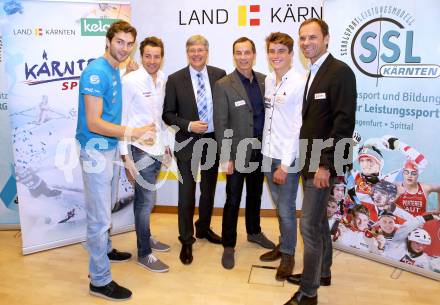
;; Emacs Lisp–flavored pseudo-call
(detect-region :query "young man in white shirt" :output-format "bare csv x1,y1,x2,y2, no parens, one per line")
260,32,304,281
120,37,172,273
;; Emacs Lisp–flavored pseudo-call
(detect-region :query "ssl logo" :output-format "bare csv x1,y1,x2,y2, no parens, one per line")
351,18,439,78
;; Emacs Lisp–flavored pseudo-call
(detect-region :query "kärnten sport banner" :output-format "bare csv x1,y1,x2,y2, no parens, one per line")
3,0,134,254
325,0,440,280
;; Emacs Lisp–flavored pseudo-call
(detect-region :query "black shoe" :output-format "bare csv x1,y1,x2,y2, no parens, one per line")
180,244,193,265
196,228,222,244
260,244,281,262
107,249,132,262
284,291,317,305
89,280,132,301
286,273,331,286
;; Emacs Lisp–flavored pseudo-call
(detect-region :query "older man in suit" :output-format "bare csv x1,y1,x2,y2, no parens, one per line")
214,37,275,270
162,35,226,265
284,18,357,305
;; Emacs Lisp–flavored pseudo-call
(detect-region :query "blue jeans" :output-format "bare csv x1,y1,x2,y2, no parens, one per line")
79,148,119,287
131,146,162,258
264,158,299,255
299,177,335,297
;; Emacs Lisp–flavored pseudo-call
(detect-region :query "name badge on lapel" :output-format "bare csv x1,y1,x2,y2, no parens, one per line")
235,100,246,107
314,92,326,100
264,97,272,109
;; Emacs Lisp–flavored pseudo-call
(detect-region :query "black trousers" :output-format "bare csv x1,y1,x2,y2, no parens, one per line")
176,133,219,245
221,149,264,248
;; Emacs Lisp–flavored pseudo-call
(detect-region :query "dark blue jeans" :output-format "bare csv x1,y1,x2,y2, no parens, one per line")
131,146,162,258
299,177,335,297
222,149,264,248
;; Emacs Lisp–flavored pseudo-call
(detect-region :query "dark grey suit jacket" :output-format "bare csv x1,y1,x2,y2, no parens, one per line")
213,70,265,166
162,65,226,161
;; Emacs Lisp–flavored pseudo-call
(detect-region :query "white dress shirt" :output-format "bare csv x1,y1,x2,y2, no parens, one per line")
305,51,330,99
119,67,168,156
189,65,214,133
262,68,305,167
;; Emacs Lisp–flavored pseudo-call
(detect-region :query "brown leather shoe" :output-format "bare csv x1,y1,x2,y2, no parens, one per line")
259,244,281,262
247,232,275,249
276,253,295,281
221,247,235,270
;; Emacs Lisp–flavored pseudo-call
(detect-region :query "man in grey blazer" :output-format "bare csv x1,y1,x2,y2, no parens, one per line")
163,35,226,265
214,37,275,269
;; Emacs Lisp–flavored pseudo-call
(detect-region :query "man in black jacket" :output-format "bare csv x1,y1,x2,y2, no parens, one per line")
284,18,357,305
162,35,226,265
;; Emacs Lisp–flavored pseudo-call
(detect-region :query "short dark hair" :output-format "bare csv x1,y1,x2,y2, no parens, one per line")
299,18,329,37
106,20,137,42
327,195,338,205
140,36,164,57
232,37,256,54
372,180,397,199
265,32,293,53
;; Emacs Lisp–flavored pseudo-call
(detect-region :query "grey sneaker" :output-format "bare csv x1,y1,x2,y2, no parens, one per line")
137,254,169,273
247,232,276,249
150,236,170,252
221,247,235,270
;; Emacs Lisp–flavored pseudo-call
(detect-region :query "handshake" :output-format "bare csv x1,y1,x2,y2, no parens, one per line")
126,123,156,146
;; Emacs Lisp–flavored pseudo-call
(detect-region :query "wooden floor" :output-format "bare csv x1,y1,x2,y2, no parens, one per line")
0,214,439,305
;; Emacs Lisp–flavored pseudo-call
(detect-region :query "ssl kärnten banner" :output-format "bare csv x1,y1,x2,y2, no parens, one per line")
326,0,440,280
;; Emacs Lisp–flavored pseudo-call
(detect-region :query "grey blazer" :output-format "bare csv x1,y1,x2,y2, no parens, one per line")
213,70,265,166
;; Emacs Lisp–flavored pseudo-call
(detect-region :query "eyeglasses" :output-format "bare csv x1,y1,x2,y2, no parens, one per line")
403,169,418,176
188,48,207,54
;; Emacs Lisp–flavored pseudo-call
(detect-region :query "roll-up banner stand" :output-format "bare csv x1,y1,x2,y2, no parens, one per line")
4,0,133,254
325,0,440,280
